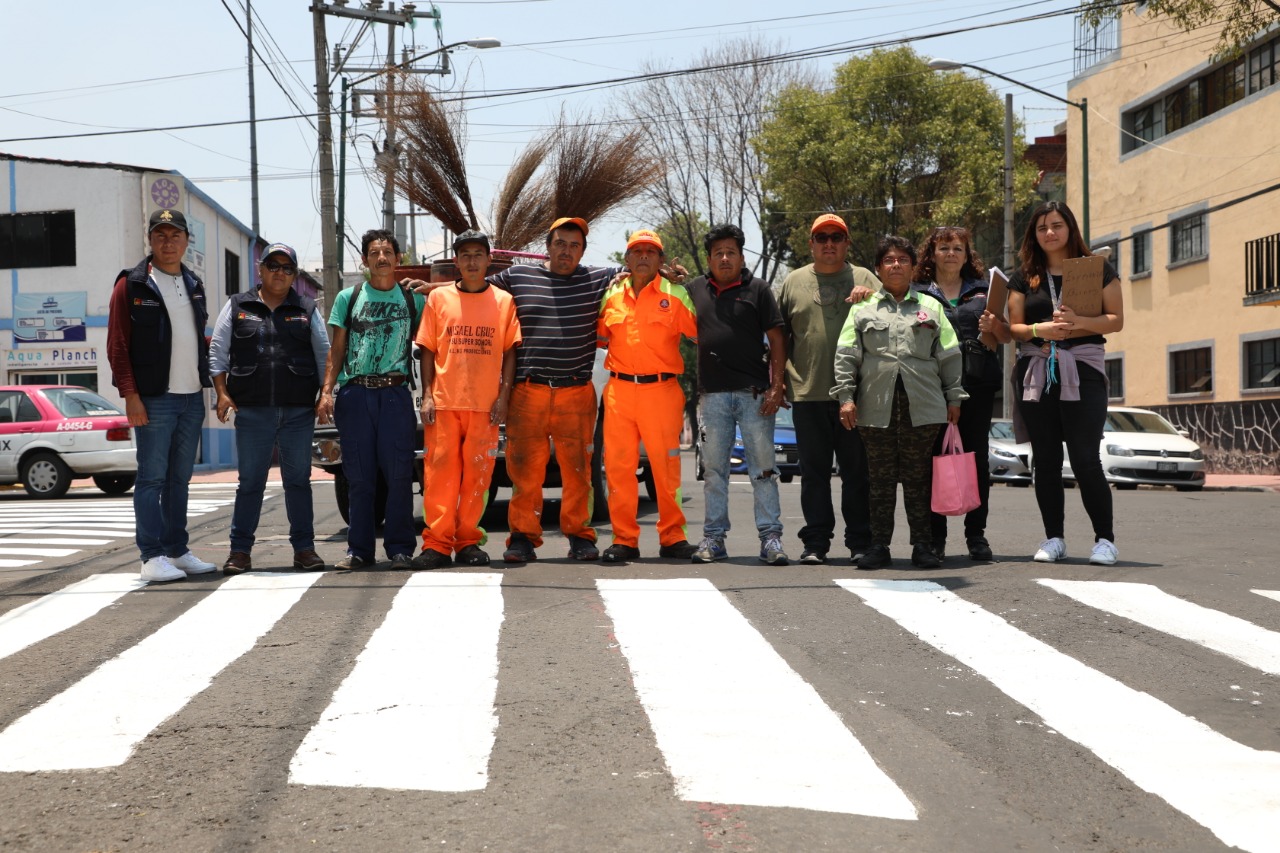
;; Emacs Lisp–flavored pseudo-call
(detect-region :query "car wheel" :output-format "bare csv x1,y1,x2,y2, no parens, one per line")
643,466,658,503
779,473,793,483
1175,484,1203,492
21,452,72,499
694,441,704,481
92,474,136,495
334,468,351,524
590,407,610,523
1115,483,1138,491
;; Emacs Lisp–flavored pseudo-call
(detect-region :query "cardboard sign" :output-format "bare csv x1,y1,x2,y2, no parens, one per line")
980,267,1009,351
1060,255,1105,339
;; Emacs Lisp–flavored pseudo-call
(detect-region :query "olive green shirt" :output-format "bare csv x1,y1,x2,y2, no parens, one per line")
833,289,968,428
777,263,880,402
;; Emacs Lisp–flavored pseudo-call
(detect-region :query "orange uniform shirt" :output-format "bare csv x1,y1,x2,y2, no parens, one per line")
415,283,521,412
596,276,697,375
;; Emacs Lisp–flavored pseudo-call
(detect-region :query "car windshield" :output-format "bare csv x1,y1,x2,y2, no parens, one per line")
1104,410,1179,435
989,421,1015,440
42,388,123,418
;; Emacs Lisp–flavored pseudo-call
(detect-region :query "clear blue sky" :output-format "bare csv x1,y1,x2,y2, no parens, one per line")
1,1,1087,270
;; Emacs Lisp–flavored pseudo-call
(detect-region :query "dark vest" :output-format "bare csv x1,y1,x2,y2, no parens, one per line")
118,257,211,396
225,289,320,407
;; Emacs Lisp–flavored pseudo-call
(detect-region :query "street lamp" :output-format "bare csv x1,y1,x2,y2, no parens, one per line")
927,58,1090,246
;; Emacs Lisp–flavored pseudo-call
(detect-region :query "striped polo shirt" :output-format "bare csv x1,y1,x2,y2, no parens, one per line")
489,262,622,381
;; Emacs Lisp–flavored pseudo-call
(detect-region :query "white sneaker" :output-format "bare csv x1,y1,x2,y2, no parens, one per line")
1089,539,1119,566
141,555,186,583
1033,537,1067,563
170,551,218,575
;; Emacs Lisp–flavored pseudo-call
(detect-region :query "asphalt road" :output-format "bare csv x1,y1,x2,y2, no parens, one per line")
0,462,1276,853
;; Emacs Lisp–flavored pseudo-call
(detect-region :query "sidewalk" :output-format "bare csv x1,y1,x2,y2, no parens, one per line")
188,467,1280,491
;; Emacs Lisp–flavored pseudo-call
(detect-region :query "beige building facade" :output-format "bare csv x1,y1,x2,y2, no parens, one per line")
1067,9,1280,474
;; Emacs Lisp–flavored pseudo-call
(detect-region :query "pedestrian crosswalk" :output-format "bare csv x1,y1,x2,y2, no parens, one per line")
0,571,1277,850
0,485,261,570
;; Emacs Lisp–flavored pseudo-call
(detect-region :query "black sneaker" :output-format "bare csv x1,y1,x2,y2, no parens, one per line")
389,553,414,570
336,554,376,570
911,544,942,569
658,540,697,560
601,544,641,563
799,549,827,565
856,545,892,570
411,549,452,570
456,545,490,566
966,536,993,561
568,536,599,561
503,535,537,564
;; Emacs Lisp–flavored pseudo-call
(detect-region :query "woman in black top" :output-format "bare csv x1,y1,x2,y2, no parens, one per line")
912,226,1010,562
1006,201,1124,566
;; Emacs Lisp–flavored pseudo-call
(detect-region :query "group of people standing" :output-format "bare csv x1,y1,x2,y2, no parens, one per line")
107,199,1122,584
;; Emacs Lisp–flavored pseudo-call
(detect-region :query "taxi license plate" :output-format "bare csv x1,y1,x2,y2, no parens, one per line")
1156,461,1177,473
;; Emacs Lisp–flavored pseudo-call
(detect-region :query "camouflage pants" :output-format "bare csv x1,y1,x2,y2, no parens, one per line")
859,383,944,548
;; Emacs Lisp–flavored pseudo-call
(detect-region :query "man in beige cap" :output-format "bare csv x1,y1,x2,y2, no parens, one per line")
777,214,879,565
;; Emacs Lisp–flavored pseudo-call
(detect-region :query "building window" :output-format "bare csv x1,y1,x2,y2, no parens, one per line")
1170,213,1207,264
1132,230,1152,276
1245,232,1280,301
1130,103,1160,149
1243,336,1280,390
1104,355,1124,400
0,211,77,269
1094,240,1120,274
225,249,240,297
1249,40,1277,93
1170,346,1213,395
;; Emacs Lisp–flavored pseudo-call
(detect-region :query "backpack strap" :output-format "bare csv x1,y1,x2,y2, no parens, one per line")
341,280,418,390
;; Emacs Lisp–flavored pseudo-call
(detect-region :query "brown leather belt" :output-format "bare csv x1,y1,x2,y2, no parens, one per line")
609,371,678,384
348,374,407,389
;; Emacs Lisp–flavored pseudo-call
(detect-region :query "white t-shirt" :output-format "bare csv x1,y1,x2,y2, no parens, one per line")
151,267,202,394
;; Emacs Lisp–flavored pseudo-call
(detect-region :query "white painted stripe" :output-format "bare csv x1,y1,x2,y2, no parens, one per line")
1041,579,1280,675
0,559,41,568
836,579,1280,853
0,547,78,557
289,572,504,792
0,572,319,771
0,574,145,661
597,578,916,818
1254,590,1280,605
0,527,132,536
0,537,111,545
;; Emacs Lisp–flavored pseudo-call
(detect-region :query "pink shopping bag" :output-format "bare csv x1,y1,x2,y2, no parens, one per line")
931,423,981,516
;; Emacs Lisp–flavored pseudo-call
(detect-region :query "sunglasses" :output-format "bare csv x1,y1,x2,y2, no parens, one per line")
812,232,847,244
262,260,297,275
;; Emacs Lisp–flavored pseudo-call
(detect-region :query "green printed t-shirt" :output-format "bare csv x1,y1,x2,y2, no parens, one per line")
777,263,880,402
328,283,425,385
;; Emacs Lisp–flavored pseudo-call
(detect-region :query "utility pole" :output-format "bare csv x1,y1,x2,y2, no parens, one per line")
312,5,340,311
381,22,398,234
247,0,260,240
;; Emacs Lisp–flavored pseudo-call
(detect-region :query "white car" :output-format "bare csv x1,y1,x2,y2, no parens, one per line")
1051,406,1206,491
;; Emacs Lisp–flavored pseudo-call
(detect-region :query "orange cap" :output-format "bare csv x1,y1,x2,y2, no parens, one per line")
626,229,663,252
548,216,589,237
810,213,849,235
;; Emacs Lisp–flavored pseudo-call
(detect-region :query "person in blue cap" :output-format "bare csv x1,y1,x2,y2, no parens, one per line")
209,242,330,573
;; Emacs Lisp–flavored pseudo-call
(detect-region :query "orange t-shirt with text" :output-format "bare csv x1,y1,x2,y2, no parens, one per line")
415,283,521,412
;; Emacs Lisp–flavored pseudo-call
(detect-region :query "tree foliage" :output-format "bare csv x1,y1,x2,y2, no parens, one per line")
753,47,1039,267
608,212,710,270
1081,0,1280,58
618,38,819,283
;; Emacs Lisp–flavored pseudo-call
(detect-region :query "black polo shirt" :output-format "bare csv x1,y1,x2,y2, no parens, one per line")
687,269,785,393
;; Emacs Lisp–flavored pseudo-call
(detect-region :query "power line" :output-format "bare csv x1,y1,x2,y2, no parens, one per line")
217,0,318,131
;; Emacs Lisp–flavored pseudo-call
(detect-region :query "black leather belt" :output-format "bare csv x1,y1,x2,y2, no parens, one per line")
609,371,678,384
348,374,407,389
521,375,591,388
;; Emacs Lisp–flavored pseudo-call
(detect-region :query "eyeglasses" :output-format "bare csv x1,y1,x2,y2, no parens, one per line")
812,232,846,244
880,257,913,267
262,260,297,275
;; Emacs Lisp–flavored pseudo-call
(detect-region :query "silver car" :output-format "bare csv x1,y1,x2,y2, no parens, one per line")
988,419,1032,486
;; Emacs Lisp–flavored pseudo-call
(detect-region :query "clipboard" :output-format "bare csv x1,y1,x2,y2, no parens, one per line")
1059,255,1105,339
980,267,1009,351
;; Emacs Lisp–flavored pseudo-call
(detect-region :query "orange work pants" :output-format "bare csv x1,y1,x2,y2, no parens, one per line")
422,409,498,556
504,381,598,548
602,378,687,548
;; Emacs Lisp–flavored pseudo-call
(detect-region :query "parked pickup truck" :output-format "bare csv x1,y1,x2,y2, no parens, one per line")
311,352,655,525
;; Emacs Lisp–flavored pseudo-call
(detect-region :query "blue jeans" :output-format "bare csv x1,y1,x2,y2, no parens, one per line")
334,383,416,560
134,391,205,561
230,406,316,553
698,390,782,541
